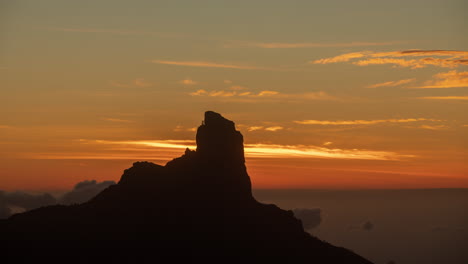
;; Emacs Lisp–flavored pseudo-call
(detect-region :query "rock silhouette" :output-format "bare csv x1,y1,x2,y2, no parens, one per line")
0,111,373,263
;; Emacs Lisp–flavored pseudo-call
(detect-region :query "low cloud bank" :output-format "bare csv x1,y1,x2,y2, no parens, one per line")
0,180,115,218
293,208,322,230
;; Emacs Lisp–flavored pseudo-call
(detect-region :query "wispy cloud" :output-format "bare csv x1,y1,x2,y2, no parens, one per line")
102,118,134,123
208,90,237,97
313,50,468,69
418,125,449,130
367,78,415,88
294,118,441,125
244,143,413,160
152,60,265,70
246,126,284,132
190,89,208,96
314,52,367,64
414,71,468,88
189,89,335,101
264,126,284,131
418,96,468,100
247,126,264,132
41,139,414,161
0,125,13,129
179,79,198,85
173,125,197,132
226,41,396,49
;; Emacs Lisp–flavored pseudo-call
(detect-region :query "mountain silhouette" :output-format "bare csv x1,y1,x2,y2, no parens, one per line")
1,111,373,263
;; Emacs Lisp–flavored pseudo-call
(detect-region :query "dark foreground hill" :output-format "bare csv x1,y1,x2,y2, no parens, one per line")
1,111,373,264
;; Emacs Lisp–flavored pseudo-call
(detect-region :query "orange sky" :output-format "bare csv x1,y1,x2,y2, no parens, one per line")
1,0,467,190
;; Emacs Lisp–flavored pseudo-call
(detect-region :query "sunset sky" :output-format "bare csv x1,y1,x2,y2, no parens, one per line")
1,0,467,190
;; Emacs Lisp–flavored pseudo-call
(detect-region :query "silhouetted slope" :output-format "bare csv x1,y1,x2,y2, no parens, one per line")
1,111,373,263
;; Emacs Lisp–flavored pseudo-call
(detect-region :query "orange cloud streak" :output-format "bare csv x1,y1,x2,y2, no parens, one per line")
29,139,414,161
367,78,415,88
295,118,441,125
415,71,468,88
313,50,468,69
419,96,468,100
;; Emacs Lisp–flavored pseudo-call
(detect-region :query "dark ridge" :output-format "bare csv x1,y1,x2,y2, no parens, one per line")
0,111,373,264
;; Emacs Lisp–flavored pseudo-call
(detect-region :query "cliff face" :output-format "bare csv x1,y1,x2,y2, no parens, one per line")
0,111,373,264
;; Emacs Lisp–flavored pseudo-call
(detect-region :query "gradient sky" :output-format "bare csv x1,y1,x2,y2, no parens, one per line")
1,0,467,190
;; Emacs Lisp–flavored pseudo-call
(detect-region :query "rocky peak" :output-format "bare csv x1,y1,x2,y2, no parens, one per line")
196,111,245,165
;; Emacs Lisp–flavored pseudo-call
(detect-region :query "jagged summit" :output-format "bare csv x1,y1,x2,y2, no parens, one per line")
166,111,251,200
1,111,373,264
196,111,245,164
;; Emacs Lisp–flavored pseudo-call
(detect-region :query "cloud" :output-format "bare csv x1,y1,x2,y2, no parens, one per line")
243,143,412,160
0,191,12,219
415,70,468,88
37,139,414,161
224,80,232,84
5,192,56,210
190,89,335,101
293,208,322,230
257,90,279,96
419,96,468,100
0,180,116,218
0,125,13,129
152,60,264,70
0,190,57,218
60,180,116,205
418,125,449,130
190,89,208,96
228,41,395,49
247,126,284,132
102,118,134,123
367,78,415,88
313,50,468,69
294,118,440,125
313,52,367,64
174,125,197,132
248,126,264,131
208,90,237,97
264,126,284,132
179,79,197,85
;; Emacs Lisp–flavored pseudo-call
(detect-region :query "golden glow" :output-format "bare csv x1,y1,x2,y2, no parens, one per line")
28,139,415,161
314,50,468,69
179,79,198,85
419,96,468,100
416,71,468,88
264,126,284,132
189,89,334,101
294,118,441,125
313,52,366,64
2,3,467,190
367,78,415,88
